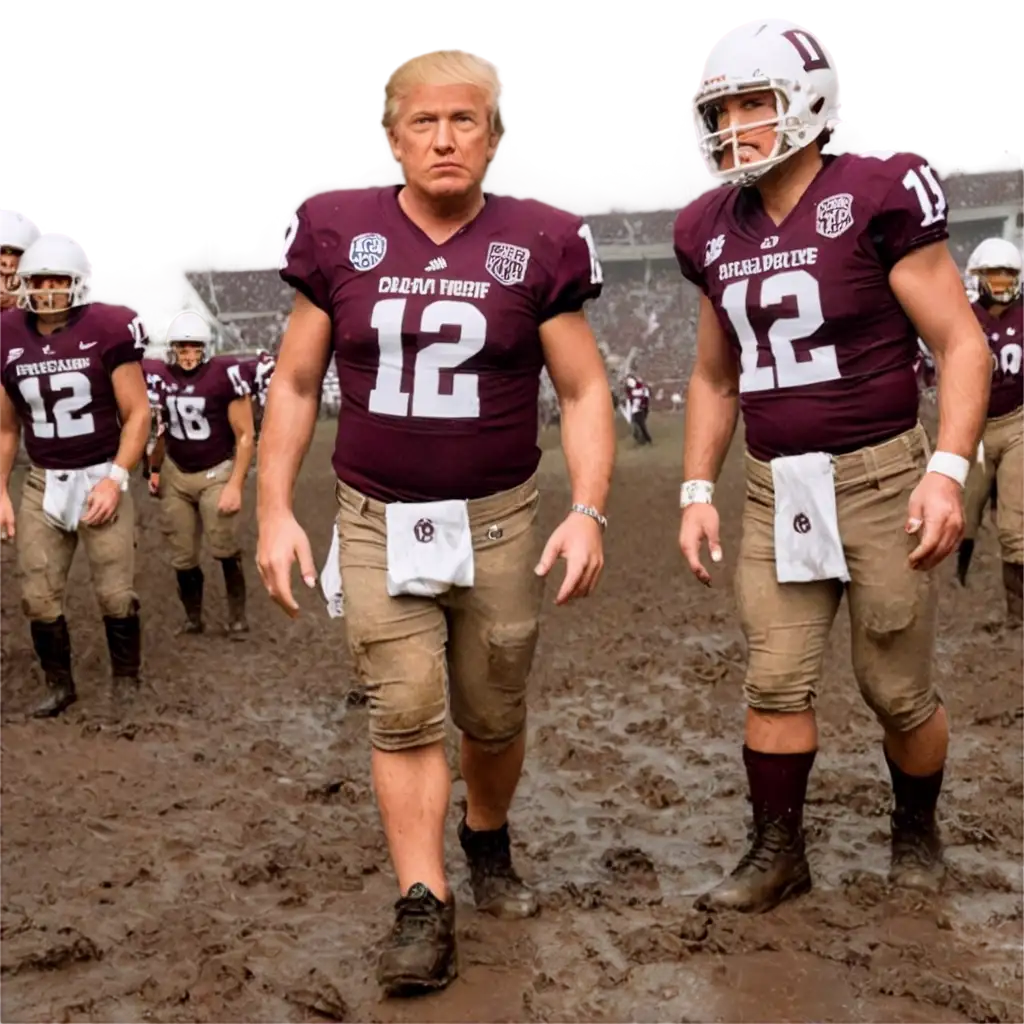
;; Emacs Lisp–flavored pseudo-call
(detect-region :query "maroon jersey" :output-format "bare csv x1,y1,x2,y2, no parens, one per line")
158,358,249,473
626,378,650,414
279,186,602,501
253,352,275,407
142,357,167,406
675,151,949,460
973,297,1023,419
1,303,146,469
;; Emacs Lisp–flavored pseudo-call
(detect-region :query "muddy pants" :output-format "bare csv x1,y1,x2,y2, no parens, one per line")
16,466,137,621
734,425,940,735
161,457,241,570
963,407,1023,563
336,476,545,753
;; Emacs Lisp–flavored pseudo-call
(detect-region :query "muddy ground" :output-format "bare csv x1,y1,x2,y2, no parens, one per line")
2,413,1022,1023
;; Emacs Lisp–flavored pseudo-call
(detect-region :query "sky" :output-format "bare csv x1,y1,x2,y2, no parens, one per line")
2,4,1024,321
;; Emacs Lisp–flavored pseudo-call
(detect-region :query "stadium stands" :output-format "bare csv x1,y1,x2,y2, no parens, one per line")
184,168,1022,409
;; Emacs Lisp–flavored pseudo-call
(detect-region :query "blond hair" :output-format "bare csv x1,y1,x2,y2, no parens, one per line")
383,50,504,137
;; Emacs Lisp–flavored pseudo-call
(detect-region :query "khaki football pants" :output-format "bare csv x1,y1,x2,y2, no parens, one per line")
160,457,242,570
962,407,1023,563
336,475,544,753
16,466,137,621
734,425,940,734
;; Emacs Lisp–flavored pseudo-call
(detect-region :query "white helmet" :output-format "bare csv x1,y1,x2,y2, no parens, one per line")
966,238,1022,304
17,233,91,311
166,310,213,367
694,19,839,186
0,210,41,254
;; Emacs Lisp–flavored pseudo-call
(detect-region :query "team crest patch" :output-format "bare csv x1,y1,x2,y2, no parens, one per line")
704,234,726,267
349,232,388,272
5,348,23,365
485,241,531,286
816,193,855,239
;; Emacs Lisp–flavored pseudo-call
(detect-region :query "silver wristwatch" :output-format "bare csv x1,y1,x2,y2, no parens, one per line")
571,503,608,531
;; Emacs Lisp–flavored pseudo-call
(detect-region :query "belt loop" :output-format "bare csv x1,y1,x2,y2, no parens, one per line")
357,495,369,516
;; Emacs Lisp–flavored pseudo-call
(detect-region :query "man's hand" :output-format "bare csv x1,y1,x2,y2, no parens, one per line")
0,491,14,542
148,471,161,498
534,511,604,604
256,510,317,617
81,477,122,527
906,471,964,571
217,482,242,516
679,503,723,587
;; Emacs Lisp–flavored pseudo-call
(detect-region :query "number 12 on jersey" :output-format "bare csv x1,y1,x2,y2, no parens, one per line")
368,298,486,419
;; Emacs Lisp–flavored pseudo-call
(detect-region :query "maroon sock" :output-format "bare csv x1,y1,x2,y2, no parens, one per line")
743,745,816,831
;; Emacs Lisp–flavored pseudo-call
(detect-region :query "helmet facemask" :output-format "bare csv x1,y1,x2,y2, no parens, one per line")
170,341,207,372
977,268,1021,306
19,273,87,315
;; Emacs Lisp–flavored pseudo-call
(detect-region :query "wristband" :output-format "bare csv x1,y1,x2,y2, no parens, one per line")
926,451,970,488
680,480,715,508
107,464,130,492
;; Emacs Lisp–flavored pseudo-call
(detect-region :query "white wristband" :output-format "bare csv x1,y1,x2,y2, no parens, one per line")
680,479,715,508
926,451,970,488
107,463,130,491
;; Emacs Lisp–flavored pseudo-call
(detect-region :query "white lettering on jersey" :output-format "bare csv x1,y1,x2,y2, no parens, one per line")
718,247,820,282
15,357,92,377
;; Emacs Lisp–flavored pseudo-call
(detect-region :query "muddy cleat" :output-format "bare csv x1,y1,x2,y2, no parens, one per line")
955,539,975,587
695,820,811,913
376,883,457,997
890,809,945,892
29,617,77,718
219,556,249,635
175,567,205,634
104,611,143,705
458,817,539,919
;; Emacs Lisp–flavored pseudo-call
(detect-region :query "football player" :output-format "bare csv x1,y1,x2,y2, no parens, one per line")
0,210,40,312
141,354,168,479
623,373,653,444
675,20,990,913
0,234,150,715
257,50,614,995
955,238,1023,615
148,312,254,635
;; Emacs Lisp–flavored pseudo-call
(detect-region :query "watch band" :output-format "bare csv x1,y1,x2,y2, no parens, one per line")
571,503,608,531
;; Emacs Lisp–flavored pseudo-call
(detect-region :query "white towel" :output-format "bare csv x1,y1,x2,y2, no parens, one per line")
385,499,474,597
770,452,850,584
43,462,113,532
320,524,344,619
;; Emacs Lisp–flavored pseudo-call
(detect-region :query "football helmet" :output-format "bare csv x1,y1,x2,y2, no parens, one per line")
0,210,41,254
966,238,1022,304
17,234,91,312
166,310,213,369
694,19,840,185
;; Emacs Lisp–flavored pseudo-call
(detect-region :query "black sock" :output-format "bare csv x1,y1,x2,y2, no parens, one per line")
743,745,816,831
885,749,943,819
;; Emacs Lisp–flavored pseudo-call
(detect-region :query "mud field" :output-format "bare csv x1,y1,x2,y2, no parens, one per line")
2,413,1022,1023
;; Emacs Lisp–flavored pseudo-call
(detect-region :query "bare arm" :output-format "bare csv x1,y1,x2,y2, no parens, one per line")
0,386,21,494
111,362,151,472
257,292,332,517
540,309,615,513
226,395,255,491
683,295,741,481
890,241,990,460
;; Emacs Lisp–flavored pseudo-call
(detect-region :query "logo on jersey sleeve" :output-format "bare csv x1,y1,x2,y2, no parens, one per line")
5,348,23,366
485,242,531,286
703,234,726,268
349,233,388,272
815,193,855,239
